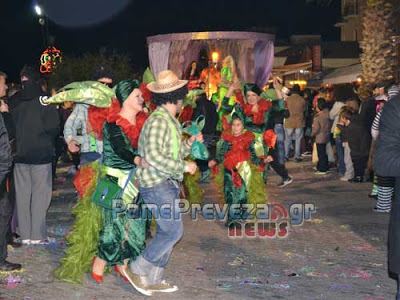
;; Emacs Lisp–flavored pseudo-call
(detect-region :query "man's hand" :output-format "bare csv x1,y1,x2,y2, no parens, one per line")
185,161,197,175
264,155,274,164
0,100,9,113
67,140,80,153
208,160,217,168
138,157,150,168
187,133,204,147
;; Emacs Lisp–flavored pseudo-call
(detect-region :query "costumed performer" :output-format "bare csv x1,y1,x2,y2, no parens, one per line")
208,113,267,227
221,81,292,187
53,80,148,284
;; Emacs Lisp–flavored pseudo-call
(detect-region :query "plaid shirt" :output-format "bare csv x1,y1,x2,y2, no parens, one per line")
136,106,191,188
63,103,103,154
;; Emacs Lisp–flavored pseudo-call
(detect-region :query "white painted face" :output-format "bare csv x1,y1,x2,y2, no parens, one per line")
123,88,144,112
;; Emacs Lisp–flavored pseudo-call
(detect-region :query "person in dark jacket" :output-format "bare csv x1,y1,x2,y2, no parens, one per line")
0,71,20,271
191,88,218,182
374,93,400,299
340,98,372,183
311,98,333,174
10,65,60,245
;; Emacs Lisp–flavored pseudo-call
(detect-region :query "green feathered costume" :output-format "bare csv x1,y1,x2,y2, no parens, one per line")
220,83,285,182
213,119,267,226
53,80,147,284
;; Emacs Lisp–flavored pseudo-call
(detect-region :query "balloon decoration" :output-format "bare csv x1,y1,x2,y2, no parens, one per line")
40,46,62,74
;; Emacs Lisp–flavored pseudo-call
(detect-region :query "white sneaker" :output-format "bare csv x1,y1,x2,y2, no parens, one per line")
340,176,350,181
20,239,31,245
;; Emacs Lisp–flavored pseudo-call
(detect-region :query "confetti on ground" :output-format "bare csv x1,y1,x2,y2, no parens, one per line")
196,267,205,272
241,279,269,286
308,219,323,224
370,263,383,267
0,269,26,275
270,283,291,290
307,272,331,278
348,244,376,251
338,269,372,280
329,284,352,291
299,267,316,274
216,283,232,290
4,274,22,289
228,257,244,266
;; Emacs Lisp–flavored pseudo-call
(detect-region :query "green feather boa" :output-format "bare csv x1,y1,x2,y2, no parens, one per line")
53,162,102,284
183,165,204,205
213,162,267,216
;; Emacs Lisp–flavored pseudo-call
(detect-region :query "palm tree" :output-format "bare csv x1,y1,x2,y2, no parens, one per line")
359,0,398,83
309,0,399,83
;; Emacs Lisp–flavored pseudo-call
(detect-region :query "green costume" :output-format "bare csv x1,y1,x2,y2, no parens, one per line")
214,129,266,226
97,121,146,265
220,94,286,181
54,79,147,284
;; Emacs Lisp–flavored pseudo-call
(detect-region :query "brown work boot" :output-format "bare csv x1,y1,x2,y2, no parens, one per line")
148,280,179,293
122,268,153,296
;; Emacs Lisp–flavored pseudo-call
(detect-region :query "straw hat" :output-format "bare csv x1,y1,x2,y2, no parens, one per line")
147,70,188,94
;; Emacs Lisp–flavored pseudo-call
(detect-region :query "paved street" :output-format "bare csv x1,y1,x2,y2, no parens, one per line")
0,159,396,300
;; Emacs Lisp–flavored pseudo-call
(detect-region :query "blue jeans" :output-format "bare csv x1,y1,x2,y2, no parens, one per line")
274,124,285,165
335,138,346,174
284,128,304,159
130,180,183,285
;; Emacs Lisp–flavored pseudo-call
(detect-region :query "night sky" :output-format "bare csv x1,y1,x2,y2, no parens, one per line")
0,0,340,81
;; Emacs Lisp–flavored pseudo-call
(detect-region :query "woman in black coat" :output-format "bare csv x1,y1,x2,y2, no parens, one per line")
374,94,400,299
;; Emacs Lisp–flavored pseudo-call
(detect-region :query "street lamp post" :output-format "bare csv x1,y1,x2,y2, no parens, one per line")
34,3,49,48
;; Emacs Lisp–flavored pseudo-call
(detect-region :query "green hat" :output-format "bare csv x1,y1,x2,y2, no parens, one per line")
142,68,155,84
261,89,278,101
115,79,141,105
183,88,205,107
244,83,262,97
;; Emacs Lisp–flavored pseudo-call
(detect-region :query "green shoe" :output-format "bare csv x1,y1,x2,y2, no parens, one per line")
148,280,179,293
122,268,153,296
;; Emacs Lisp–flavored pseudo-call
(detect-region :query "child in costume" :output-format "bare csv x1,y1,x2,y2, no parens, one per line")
220,81,292,187
209,114,269,226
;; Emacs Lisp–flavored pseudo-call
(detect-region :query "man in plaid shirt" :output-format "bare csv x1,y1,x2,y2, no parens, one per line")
124,70,202,296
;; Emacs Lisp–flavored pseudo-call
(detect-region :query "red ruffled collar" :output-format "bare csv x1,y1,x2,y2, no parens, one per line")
106,103,148,149
242,99,272,125
221,130,255,187
221,130,255,145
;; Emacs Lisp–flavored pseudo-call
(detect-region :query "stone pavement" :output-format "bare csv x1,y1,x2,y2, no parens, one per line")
0,159,397,300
